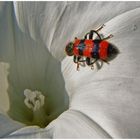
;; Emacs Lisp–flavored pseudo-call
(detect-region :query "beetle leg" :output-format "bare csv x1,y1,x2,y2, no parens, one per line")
77,56,86,62
86,58,98,65
90,59,98,65
85,30,101,40
77,56,86,67
74,56,85,71
84,33,90,39
86,57,90,65
90,59,98,70
73,56,79,71
73,55,78,63
86,58,98,69
77,63,80,71
84,25,105,40
92,59,98,64
77,56,86,70
103,34,113,40
89,30,102,40
96,24,105,32
102,59,110,64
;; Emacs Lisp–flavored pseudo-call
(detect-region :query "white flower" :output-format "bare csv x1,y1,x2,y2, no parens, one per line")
1,1,140,138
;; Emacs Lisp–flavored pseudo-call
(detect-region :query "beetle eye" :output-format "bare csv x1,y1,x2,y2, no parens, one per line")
65,42,74,56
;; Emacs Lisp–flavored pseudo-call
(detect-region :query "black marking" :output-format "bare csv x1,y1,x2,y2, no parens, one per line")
80,39,85,44
92,40,101,59
78,40,85,56
107,44,118,57
107,43,119,61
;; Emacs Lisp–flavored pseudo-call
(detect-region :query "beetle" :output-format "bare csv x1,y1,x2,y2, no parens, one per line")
65,24,119,71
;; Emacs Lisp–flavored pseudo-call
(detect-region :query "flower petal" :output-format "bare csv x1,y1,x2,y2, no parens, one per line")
5,126,53,138
13,2,140,60
0,114,24,137
1,2,140,138
47,110,111,138
0,2,69,127
62,7,140,138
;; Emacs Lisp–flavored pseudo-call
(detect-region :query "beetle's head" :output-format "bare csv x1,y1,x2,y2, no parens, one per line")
65,42,74,56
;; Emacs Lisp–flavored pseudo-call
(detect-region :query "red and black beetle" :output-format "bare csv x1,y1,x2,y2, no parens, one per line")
65,24,119,70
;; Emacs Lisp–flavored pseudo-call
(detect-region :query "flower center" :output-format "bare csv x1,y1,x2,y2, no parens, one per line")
5,38,69,128
24,89,45,111
23,89,50,127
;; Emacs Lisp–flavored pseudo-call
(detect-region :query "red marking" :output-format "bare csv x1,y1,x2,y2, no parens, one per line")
83,40,93,57
99,41,109,60
73,39,81,56
74,39,81,46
